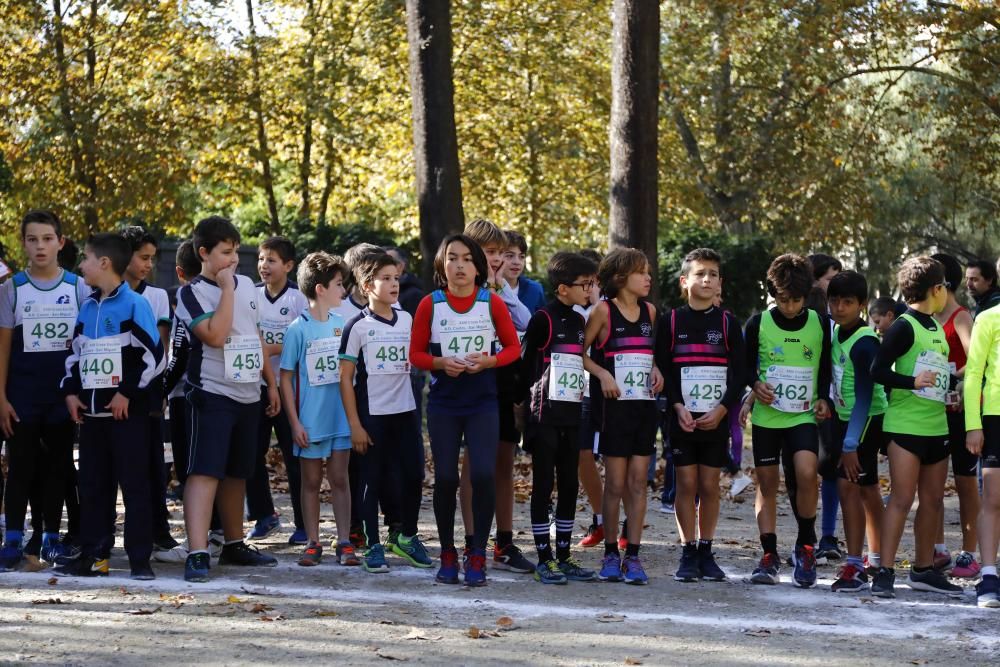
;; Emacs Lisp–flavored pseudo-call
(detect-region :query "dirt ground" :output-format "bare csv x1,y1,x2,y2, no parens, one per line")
0,444,996,667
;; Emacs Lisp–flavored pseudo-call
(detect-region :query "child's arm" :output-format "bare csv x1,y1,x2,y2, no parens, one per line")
467,293,521,374
952,308,973,380
814,314,834,420
744,314,775,405
279,368,308,448
840,336,879,481
963,313,994,440
0,327,16,437
261,332,280,417
338,359,372,454
188,267,235,348
409,295,466,377
870,317,934,390
61,319,86,423
582,302,619,399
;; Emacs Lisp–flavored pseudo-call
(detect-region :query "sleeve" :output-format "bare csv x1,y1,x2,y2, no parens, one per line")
964,314,993,431
163,317,190,395
339,314,364,362
490,293,521,367
517,310,551,401
843,336,879,452
408,295,435,371
498,281,531,331
817,314,833,403
76,279,90,306
61,317,85,395
722,312,747,406
655,312,683,406
119,297,164,399
279,321,302,372
175,284,208,330
0,280,15,329
744,313,762,384
154,289,171,324
871,318,917,390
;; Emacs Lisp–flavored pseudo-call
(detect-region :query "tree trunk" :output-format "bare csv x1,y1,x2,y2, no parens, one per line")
405,0,465,282
245,0,281,234
298,0,317,223
608,0,659,297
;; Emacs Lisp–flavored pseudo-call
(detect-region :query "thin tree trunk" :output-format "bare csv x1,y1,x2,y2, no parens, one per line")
608,0,659,296
245,0,281,233
317,130,336,228
405,0,465,282
298,0,317,223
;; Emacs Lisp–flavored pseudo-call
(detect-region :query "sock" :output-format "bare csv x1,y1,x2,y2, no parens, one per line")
594,514,603,527
189,549,209,556
604,541,619,557
42,532,60,545
934,543,947,554
683,541,697,553
760,533,778,555
464,535,474,550
497,531,513,549
697,539,712,553
4,529,23,545
847,555,863,569
913,564,930,573
795,516,817,548
982,565,997,578
820,479,839,536
337,540,352,547
868,552,881,568
532,522,552,563
625,542,640,558
224,538,243,547
555,519,573,562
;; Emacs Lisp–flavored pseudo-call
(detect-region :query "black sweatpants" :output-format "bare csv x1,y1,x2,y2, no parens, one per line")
2,419,75,535
359,410,424,545
529,424,580,558
246,396,303,529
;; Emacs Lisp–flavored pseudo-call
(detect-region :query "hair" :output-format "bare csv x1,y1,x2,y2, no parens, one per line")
296,251,346,300
121,225,158,253
827,270,868,304
597,247,649,299
21,209,63,238
57,238,78,271
897,256,945,304
433,234,489,289
579,248,603,265
175,240,201,279
463,218,508,250
259,236,296,263
385,246,409,269
807,253,842,281
355,251,400,295
680,247,722,277
192,216,240,257
504,229,527,254
929,253,962,293
85,233,132,277
868,296,899,318
766,253,814,300
547,252,598,291
342,242,384,291
968,259,998,288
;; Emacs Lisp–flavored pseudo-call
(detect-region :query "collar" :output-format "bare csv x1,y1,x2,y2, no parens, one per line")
87,280,129,303
362,305,398,326
262,280,291,304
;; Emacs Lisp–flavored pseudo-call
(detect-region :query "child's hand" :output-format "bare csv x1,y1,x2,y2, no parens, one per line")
752,381,776,405
651,366,664,394
966,429,984,456
292,422,309,449
599,370,620,399
464,352,495,374
488,259,507,287
442,357,467,377
265,385,280,417
106,392,129,420
351,425,373,455
914,370,936,389
673,404,696,432
0,398,19,438
840,450,861,482
66,395,86,424
814,399,831,421
739,397,753,428
695,404,728,431
216,265,236,288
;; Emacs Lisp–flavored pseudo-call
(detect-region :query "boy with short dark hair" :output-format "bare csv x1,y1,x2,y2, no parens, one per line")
868,297,903,336
503,230,545,316
56,233,164,579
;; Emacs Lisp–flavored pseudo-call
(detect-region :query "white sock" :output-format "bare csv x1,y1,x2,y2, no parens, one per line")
934,543,947,553
983,565,998,578
595,514,603,526
868,553,881,567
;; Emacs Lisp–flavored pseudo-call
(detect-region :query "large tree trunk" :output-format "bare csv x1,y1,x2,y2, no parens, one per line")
608,0,659,296
245,0,281,234
405,0,465,282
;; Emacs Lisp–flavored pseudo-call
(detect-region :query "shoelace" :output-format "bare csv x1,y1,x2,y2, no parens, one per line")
799,546,816,569
761,552,779,569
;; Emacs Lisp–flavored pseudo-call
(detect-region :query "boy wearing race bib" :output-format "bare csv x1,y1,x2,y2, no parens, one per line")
659,248,745,583
246,237,309,545
340,251,431,573
174,217,280,583
0,210,90,570
826,271,888,593
744,253,832,589
56,233,164,579
870,257,962,598
519,252,599,584
278,252,355,567
869,296,905,337
584,248,664,585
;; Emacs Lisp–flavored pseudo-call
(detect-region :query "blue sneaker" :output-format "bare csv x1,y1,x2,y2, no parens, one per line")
287,528,308,546
0,540,24,571
363,544,390,573
464,548,487,587
247,513,281,540
534,559,568,585
436,547,460,584
392,534,434,568
793,544,817,588
41,534,67,564
597,553,623,582
622,555,649,585
184,552,211,582
558,556,597,582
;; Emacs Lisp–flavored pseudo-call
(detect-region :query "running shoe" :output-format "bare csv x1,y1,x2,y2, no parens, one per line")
363,543,390,573
534,559,568,585
659,502,675,514
298,542,323,566
55,556,109,578
907,567,963,596
622,555,649,585
246,513,280,540
287,528,309,546
871,567,896,598
349,528,367,550
40,534,67,564
793,544,817,588
184,552,211,582
130,561,156,581
598,553,623,582
54,541,82,566
831,563,868,593
674,544,699,582
933,548,952,572
153,542,188,564
436,547,460,584
558,556,597,582
0,540,23,571
493,543,534,573
976,574,1000,609
392,534,434,568
464,548,487,587
751,552,781,585
219,541,278,567
951,551,981,579
729,473,752,498
816,535,842,563
579,523,604,548
862,554,879,579
23,532,41,557
336,542,361,566
208,530,225,558
385,527,401,551
698,544,726,581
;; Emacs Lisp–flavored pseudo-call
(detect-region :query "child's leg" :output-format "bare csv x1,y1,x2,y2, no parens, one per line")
64,458,80,539
955,474,980,553
459,453,473,538
553,426,581,559
327,450,352,544
494,439,516,545
40,420,74,535
839,477,865,559
466,412,500,551
914,459,948,569
674,464,699,543
2,421,40,538
529,425,557,561
114,414,153,565
272,409,304,531
359,417,386,547
861,485,884,556
879,442,921,568
601,456,627,550
395,411,425,538
77,418,114,559
428,413,463,550
148,414,172,543
754,466,780,536
729,409,744,469
217,477,247,542
168,397,189,490
696,465,722,540
980,469,1000,573
578,450,603,520
623,455,650,545
792,449,819,546
245,404,277,523
299,458,323,544
183,476,220,551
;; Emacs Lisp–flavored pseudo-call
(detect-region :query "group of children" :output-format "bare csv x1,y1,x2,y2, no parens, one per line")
1,209,999,608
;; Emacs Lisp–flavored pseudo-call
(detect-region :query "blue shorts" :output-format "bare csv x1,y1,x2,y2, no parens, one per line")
295,435,351,459
185,386,260,480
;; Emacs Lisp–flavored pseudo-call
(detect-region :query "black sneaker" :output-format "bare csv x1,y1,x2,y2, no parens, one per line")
907,567,963,597
130,561,156,580
184,552,211,582
871,567,896,598
54,556,109,577
831,563,868,593
219,541,278,567
751,552,781,585
674,544,699,582
816,535,842,564
492,543,534,573
976,574,1000,608
698,544,726,581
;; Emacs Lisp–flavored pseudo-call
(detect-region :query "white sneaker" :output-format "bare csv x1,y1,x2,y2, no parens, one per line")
208,531,225,558
729,473,752,498
153,544,189,563
659,502,675,514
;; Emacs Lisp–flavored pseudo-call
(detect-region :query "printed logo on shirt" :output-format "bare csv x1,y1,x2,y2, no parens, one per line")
802,345,814,361
57,294,71,305
615,327,625,333
251,302,257,309
706,330,723,345
640,322,652,337
784,337,801,343
440,319,448,326
280,307,289,315
104,317,116,334
578,331,585,343
768,346,785,363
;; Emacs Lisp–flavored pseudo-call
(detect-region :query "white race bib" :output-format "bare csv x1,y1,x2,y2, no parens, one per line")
305,337,340,386
766,365,814,413
680,366,726,412
22,304,76,352
913,350,949,403
260,321,286,346
367,331,410,375
440,319,492,361
614,352,654,401
80,338,122,389
223,335,263,383
832,363,846,409
548,352,585,403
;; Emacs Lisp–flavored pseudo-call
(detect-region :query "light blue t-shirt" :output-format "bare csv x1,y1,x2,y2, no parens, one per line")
279,310,349,442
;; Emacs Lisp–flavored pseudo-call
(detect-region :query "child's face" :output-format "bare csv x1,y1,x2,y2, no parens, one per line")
828,295,862,326
444,241,476,290
622,265,651,299
200,240,239,277
774,294,805,319
680,260,720,303
816,266,839,293
126,242,156,283
22,222,64,271
503,246,525,280
315,272,344,309
78,245,107,288
258,249,293,287
482,243,504,272
564,275,594,308
929,283,949,314
367,262,400,305
871,311,893,335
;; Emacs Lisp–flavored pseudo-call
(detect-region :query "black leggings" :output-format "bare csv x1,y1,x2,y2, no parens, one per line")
529,424,580,534
3,420,74,535
359,411,424,545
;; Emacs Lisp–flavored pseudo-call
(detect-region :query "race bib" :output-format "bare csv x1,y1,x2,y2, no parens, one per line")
439,319,492,361
80,338,122,390
832,363,846,409
223,335,263,383
22,304,75,352
913,350,949,403
680,366,726,412
260,322,286,346
614,352,654,401
765,365,814,413
305,337,340,386
548,352,585,402
367,331,410,375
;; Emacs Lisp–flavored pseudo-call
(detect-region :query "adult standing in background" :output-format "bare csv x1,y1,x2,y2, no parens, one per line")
967,259,1000,319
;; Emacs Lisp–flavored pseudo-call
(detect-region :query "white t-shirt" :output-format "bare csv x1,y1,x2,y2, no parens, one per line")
257,281,308,379
135,281,171,327
339,307,416,416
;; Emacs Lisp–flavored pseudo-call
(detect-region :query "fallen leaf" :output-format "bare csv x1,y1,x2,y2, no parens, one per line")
247,603,273,614
596,613,626,623
467,625,481,639
496,616,515,628
259,614,284,622
47,577,57,586
126,607,162,616
227,595,246,604
744,629,771,638
376,650,406,661
312,610,339,617
379,619,396,625
625,658,642,665
31,598,66,605
241,586,276,596
22,555,48,572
